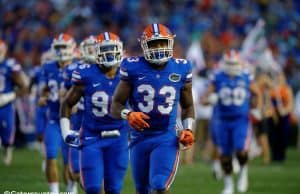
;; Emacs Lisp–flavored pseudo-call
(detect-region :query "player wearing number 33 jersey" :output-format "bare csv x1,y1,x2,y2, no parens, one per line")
111,23,195,194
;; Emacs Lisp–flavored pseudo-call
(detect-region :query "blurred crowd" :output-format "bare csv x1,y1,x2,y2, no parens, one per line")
1,0,300,91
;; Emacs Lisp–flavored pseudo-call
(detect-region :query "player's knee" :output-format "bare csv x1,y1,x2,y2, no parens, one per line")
221,156,232,174
151,174,167,191
85,186,101,194
236,151,248,166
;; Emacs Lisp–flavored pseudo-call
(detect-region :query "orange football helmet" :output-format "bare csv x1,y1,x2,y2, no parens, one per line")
51,33,76,62
95,32,123,67
80,35,97,63
222,49,242,76
140,23,175,65
0,40,7,63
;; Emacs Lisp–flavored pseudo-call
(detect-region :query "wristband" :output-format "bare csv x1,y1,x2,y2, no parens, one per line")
182,117,195,131
121,109,131,120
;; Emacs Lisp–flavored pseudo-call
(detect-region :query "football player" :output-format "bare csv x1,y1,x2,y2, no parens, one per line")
39,33,76,193
203,50,262,194
60,32,128,194
29,50,54,171
111,23,195,194
0,40,28,166
61,35,97,192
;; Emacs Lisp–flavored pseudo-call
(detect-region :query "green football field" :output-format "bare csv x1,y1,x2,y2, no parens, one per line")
1,148,299,194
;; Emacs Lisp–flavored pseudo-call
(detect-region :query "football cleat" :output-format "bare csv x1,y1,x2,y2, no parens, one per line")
237,165,249,193
222,175,234,194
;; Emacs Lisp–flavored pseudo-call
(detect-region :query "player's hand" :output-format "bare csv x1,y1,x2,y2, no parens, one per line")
127,112,150,131
65,131,80,148
178,129,194,150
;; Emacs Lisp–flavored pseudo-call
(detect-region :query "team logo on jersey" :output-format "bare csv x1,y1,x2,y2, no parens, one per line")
169,73,181,82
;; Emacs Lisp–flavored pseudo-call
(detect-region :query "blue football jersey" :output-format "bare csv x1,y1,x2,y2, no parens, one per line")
63,62,79,90
0,58,21,94
211,70,253,118
31,66,45,101
72,63,125,132
40,61,65,121
63,61,85,110
120,56,192,134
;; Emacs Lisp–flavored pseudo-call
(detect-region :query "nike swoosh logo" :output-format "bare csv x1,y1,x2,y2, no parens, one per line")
138,76,146,80
84,136,96,140
93,83,101,87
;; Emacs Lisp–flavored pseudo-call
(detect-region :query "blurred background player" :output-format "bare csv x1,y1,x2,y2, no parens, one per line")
0,39,28,166
60,32,129,194
39,33,76,193
29,49,54,171
203,50,262,194
111,23,195,194
61,35,98,193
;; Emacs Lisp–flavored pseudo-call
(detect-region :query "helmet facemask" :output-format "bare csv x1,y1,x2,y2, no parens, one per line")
141,37,173,65
223,61,242,76
222,50,242,76
96,40,123,68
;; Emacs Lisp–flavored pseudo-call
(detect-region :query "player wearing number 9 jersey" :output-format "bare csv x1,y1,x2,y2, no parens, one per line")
60,32,128,194
111,23,195,194
204,50,262,194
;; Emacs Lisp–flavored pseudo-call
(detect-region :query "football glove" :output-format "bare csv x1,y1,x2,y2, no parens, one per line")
65,131,80,148
127,112,150,131
178,129,194,149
